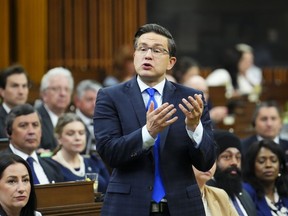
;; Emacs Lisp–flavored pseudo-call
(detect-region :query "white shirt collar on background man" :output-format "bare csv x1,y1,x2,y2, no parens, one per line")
76,108,93,126
257,135,280,144
9,144,50,184
44,104,59,127
2,102,11,113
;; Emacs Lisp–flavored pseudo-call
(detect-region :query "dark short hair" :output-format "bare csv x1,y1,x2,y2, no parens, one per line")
0,64,30,89
133,23,176,57
0,154,37,215
251,101,281,127
242,139,288,198
5,104,41,136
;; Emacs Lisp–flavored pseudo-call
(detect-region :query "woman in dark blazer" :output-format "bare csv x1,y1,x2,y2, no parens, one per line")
243,139,288,216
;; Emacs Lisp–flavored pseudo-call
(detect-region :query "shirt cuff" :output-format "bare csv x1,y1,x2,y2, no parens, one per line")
186,122,203,148
142,125,156,149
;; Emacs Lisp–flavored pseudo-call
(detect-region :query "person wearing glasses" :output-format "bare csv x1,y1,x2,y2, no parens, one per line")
37,67,74,153
94,23,216,216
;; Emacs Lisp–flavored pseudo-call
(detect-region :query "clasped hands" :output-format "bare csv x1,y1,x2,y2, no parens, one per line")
146,94,203,138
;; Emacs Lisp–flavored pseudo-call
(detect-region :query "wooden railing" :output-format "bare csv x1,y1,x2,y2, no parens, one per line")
35,181,102,216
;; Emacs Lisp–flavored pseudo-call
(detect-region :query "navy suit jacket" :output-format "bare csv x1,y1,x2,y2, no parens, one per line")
94,77,216,216
37,104,58,151
241,135,288,169
243,182,288,216
0,147,64,183
0,105,8,138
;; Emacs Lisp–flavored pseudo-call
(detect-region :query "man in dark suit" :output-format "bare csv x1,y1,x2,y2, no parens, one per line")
0,103,64,184
0,65,30,138
94,23,216,216
37,67,74,152
207,130,257,216
74,79,102,155
241,101,288,169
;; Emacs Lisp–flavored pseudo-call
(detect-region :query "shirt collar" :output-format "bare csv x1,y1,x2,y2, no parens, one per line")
75,109,93,125
2,103,11,113
257,135,280,144
137,76,166,95
44,104,59,127
9,144,39,163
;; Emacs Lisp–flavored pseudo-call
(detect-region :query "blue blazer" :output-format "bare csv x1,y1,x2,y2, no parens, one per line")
243,182,288,216
49,154,110,193
94,77,216,216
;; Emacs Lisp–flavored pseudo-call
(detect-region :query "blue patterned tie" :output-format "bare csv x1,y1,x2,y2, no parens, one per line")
145,88,165,203
26,157,40,184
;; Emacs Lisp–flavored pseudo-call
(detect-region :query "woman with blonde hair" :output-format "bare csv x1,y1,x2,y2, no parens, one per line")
51,112,110,193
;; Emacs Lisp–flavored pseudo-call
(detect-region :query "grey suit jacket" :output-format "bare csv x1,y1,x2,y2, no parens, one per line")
94,77,216,216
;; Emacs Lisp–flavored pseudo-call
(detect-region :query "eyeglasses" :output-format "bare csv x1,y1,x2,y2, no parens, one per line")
135,46,169,57
46,86,71,93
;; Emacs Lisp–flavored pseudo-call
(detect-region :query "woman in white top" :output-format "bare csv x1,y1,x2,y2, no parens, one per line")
206,43,262,99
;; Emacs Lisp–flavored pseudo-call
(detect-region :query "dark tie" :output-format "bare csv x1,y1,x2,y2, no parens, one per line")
26,157,40,184
145,88,165,203
232,197,245,216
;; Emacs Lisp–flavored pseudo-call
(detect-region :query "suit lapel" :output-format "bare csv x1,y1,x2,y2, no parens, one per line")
159,81,176,152
126,78,147,126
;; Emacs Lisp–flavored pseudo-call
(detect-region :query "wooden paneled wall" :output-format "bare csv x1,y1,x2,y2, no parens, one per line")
0,0,10,67
0,0,146,86
47,0,146,83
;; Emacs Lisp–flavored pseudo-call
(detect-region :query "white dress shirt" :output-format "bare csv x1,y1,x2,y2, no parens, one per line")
10,144,50,184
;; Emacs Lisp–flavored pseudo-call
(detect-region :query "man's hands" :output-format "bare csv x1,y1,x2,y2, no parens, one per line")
179,94,203,131
146,94,204,137
146,102,178,138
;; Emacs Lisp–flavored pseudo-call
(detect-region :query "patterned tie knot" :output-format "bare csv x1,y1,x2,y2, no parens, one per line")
146,88,156,97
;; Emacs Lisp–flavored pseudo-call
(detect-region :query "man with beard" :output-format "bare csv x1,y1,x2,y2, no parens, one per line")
207,129,257,216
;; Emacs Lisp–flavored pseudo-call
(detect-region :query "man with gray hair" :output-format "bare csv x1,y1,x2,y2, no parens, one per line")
37,67,74,152
74,79,102,154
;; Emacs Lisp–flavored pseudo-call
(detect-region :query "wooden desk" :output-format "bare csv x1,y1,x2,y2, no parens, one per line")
35,181,102,216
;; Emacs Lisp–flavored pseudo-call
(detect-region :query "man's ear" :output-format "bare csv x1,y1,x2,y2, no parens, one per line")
167,57,177,71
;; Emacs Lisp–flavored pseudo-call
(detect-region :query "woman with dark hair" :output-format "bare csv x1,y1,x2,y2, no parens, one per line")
172,56,200,84
0,154,41,216
206,44,262,99
242,139,288,216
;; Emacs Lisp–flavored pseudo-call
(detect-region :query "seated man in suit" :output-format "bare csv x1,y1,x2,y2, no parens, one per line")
207,129,257,216
0,64,30,139
37,67,74,153
241,101,288,168
0,103,64,184
73,79,102,155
